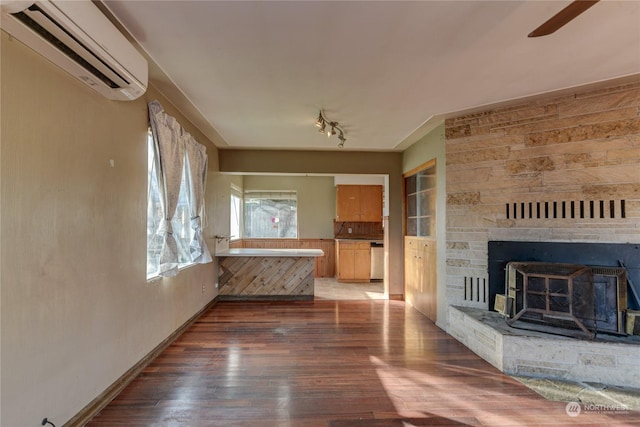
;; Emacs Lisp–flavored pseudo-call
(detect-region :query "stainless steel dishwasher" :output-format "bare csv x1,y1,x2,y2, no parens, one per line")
370,242,384,280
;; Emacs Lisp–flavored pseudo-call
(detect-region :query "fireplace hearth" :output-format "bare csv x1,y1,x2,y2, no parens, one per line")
449,305,640,388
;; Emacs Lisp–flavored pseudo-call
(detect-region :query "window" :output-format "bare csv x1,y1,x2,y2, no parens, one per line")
146,100,211,279
244,191,297,238
147,133,194,279
230,184,242,241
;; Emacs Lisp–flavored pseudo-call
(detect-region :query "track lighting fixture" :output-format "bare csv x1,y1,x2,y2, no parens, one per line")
314,110,346,148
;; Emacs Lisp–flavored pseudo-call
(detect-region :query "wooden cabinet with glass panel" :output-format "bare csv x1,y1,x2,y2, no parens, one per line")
404,163,436,237
404,160,437,322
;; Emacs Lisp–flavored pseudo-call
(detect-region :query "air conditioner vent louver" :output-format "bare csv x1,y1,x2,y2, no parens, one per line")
1,0,147,101
14,7,124,89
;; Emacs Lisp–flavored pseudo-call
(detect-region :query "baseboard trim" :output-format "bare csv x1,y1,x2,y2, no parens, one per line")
64,297,218,427
389,294,404,301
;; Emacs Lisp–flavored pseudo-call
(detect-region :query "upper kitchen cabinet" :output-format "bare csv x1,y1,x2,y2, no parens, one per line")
336,185,383,222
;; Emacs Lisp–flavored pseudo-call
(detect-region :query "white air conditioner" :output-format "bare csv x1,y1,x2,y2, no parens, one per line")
0,0,147,101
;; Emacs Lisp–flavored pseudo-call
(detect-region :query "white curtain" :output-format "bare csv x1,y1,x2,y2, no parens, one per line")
148,100,185,276
148,100,212,276
185,136,212,264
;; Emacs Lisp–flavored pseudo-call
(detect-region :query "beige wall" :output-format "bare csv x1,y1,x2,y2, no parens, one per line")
402,123,447,327
243,175,335,238
220,150,404,295
0,32,219,426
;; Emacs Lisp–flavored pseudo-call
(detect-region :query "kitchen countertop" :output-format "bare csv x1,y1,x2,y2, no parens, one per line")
215,248,324,257
335,237,384,244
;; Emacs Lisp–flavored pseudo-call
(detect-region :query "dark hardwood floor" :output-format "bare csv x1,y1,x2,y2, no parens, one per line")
88,300,639,426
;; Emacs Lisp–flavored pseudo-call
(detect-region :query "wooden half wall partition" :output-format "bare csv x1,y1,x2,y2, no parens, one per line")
230,239,336,278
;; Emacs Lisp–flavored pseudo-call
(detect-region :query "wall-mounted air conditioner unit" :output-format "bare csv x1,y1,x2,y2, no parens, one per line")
0,0,147,101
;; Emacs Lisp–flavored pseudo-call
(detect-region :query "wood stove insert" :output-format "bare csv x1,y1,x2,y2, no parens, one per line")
503,261,627,339
506,262,596,338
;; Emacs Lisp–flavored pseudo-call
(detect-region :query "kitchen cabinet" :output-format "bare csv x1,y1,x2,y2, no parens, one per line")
404,236,437,322
336,185,382,222
336,240,371,282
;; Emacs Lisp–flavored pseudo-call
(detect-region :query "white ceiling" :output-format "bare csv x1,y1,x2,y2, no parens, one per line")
103,1,640,152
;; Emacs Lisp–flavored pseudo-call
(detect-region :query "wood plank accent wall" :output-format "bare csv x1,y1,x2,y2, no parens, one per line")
445,80,640,312
234,239,335,278
218,256,314,299
229,240,243,249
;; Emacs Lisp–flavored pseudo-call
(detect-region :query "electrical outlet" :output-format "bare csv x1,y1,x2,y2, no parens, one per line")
215,282,219,289
202,283,205,293
348,227,352,234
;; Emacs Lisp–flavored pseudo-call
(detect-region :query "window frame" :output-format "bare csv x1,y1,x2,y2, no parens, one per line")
230,184,243,242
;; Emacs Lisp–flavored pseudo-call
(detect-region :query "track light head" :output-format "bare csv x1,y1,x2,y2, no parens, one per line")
315,110,346,148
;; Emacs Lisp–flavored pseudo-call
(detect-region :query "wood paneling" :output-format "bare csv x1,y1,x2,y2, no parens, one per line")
87,300,637,426
239,238,335,278
218,256,314,299
229,240,243,249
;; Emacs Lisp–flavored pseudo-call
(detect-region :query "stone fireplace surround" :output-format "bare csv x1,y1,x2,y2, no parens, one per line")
444,80,640,389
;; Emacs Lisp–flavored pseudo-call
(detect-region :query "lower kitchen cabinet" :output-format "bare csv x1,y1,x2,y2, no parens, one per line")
336,240,371,282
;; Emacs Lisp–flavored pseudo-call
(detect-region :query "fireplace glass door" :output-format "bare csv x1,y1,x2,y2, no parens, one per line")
506,262,596,338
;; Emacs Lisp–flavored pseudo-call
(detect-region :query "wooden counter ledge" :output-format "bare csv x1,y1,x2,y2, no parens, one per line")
215,248,324,257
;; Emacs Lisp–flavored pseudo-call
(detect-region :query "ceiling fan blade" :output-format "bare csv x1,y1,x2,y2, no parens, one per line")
528,0,599,37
